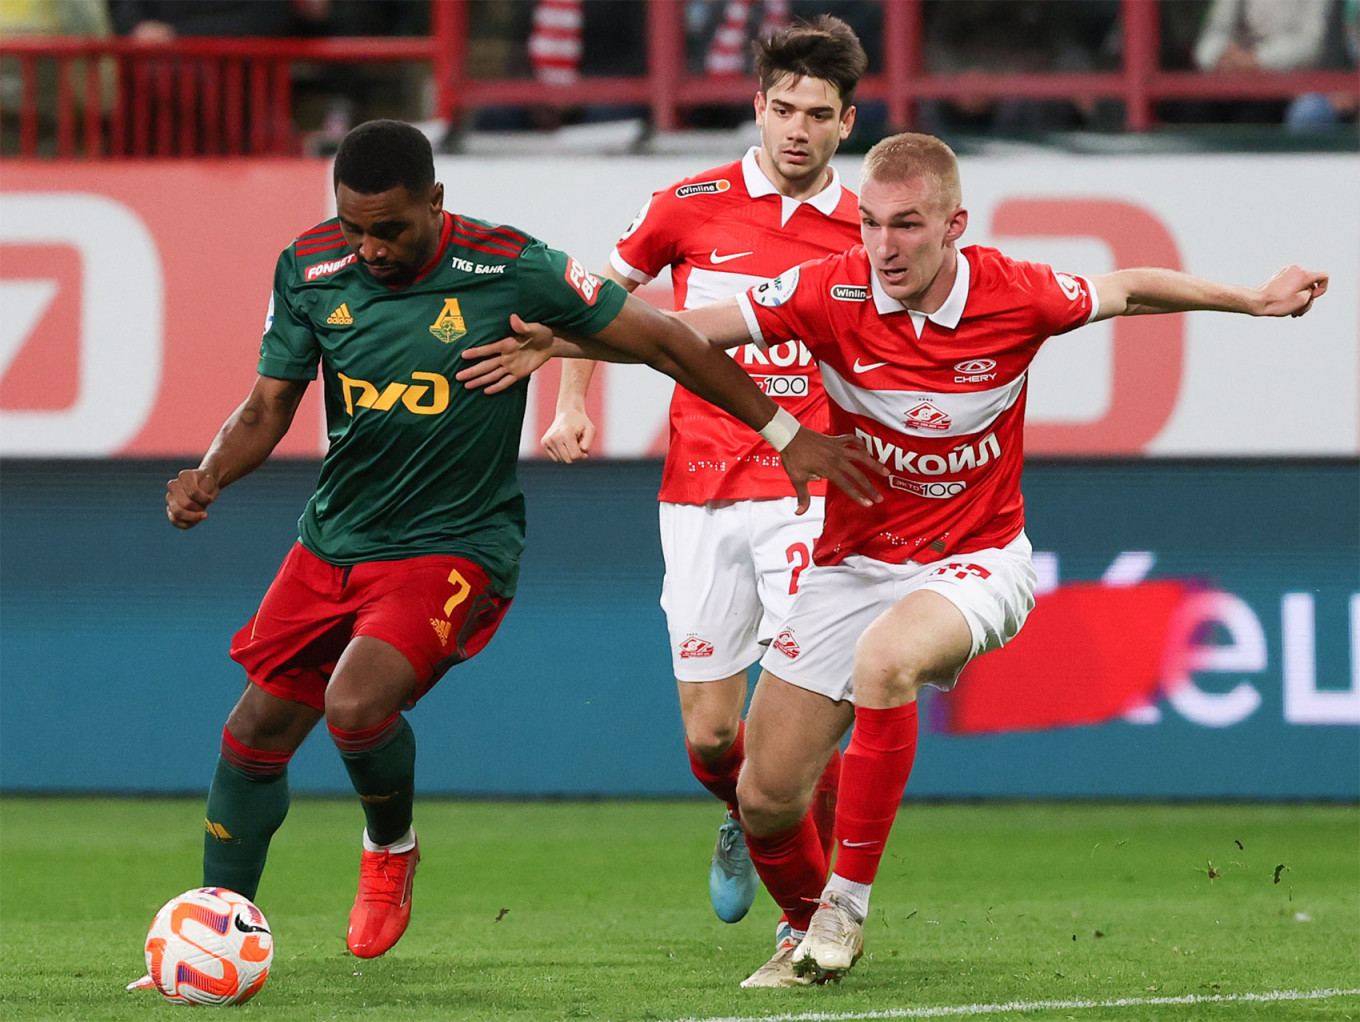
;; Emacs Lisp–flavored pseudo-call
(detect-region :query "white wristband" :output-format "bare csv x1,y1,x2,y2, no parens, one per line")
758,406,800,452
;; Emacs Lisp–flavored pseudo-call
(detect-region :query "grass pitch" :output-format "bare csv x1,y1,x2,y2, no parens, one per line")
0,798,1356,1021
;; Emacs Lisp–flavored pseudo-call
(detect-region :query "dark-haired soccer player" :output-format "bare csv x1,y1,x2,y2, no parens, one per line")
137,119,883,981
538,15,867,928
458,131,1328,987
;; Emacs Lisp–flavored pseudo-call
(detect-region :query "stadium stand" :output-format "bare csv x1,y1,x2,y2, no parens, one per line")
1,0,1355,158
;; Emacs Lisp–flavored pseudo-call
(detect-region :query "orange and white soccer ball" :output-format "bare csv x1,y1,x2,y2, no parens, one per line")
144,887,274,1005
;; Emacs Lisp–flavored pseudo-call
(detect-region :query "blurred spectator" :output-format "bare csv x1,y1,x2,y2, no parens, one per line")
108,0,298,39
0,0,114,155
295,0,429,154
684,0,791,127
470,0,647,132
106,0,429,154
701,0,790,75
1192,0,1355,129
919,0,1119,136
684,1,882,131
528,0,584,84
1284,0,1359,130
107,0,302,154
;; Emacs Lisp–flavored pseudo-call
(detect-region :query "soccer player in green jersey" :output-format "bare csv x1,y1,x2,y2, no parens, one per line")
151,119,884,971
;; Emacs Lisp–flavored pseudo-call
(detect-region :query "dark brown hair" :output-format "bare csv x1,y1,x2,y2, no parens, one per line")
753,15,868,111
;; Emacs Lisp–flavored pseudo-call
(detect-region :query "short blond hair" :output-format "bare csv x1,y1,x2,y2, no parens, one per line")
860,133,961,212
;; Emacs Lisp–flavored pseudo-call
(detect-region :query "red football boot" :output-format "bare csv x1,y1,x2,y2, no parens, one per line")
347,831,420,958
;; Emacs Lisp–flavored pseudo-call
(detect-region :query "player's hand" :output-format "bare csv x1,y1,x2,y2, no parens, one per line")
456,314,556,393
541,407,596,463
779,429,887,514
166,468,219,529
1257,265,1328,318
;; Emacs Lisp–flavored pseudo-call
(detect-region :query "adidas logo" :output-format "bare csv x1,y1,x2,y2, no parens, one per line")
327,303,354,326
429,618,451,646
205,819,234,841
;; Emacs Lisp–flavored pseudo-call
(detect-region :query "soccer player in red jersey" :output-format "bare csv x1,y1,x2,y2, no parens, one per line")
539,15,868,928
144,119,881,987
460,131,1327,987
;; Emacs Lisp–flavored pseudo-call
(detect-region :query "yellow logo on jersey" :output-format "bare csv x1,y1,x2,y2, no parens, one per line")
338,371,451,416
205,819,234,841
327,303,354,326
429,298,466,343
430,618,451,646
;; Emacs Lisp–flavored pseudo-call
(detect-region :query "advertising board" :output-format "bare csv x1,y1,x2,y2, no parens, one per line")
2,153,1355,458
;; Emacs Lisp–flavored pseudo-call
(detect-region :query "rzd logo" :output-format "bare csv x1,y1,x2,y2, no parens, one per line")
429,298,467,343
338,371,450,416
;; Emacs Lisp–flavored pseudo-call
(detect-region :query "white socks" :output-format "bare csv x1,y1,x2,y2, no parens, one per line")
363,826,416,854
824,873,872,922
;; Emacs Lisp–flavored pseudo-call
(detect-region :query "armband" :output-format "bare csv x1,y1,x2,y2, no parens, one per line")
757,407,800,453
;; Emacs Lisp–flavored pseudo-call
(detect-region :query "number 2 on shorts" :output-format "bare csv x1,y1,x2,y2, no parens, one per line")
786,542,810,595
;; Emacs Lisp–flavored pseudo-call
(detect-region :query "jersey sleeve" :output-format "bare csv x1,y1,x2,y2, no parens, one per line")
1021,261,1098,337
610,191,680,284
256,250,320,380
515,241,630,337
733,263,823,351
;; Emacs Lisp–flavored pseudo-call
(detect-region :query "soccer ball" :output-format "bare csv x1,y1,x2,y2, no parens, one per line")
144,887,274,1005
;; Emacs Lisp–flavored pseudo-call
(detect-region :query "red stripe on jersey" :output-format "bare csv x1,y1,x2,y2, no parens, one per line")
451,213,529,246
295,239,348,256
450,215,527,255
297,223,343,239
451,233,520,259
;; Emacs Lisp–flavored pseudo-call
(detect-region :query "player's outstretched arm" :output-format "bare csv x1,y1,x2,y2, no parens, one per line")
1091,264,1328,321
542,266,640,463
456,315,608,393
460,297,887,510
587,295,885,512
166,375,307,529
542,360,599,463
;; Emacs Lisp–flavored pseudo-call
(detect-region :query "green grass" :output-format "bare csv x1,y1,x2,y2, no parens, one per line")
0,798,1356,1021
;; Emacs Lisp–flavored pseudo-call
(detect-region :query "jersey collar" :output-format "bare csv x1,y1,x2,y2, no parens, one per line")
741,147,844,221
400,210,454,289
870,246,971,331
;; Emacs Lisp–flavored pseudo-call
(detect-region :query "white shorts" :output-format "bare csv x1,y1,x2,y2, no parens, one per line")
758,531,1038,702
660,496,825,681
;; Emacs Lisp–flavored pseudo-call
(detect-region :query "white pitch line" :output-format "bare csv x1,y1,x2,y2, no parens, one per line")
663,986,1360,1022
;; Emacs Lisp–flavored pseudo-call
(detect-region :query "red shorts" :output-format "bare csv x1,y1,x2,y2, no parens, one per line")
229,542,512,712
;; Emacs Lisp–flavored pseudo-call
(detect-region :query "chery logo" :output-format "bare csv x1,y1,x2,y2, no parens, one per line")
954,359,996,375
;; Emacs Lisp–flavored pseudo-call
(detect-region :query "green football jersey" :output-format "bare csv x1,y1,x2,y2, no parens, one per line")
257,211,628,596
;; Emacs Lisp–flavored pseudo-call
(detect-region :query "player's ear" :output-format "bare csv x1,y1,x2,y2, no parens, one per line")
753,90,767,126
429,182,444,215
839,103,856,141
944,207,968,244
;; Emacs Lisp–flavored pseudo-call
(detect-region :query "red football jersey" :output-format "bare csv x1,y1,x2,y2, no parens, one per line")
736,245,1098,565
611,148,861,503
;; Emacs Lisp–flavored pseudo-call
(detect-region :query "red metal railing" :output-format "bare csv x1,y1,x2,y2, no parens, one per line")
0,35,446,156
2,0,1355,158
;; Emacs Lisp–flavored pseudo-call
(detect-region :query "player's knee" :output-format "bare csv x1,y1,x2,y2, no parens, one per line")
734,776,806,836
683,716,741,760
852,624,931,705
224,686,314,753
323,690,387,735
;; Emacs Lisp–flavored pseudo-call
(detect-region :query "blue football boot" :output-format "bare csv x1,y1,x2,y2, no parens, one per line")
708,810,758,923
